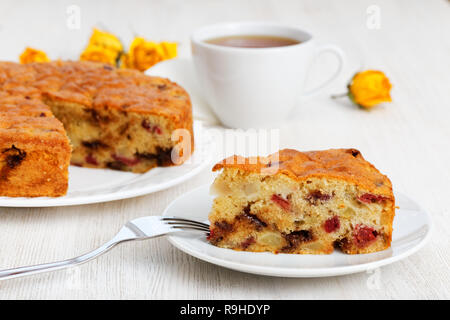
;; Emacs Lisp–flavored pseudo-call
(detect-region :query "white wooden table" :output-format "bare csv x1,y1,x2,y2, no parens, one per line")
0,0,449,299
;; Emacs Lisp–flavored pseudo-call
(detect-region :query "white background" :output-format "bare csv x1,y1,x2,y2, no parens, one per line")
0,0,449,299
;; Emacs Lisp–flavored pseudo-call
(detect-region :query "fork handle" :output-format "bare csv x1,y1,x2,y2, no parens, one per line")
0,215,205,280
0,239,119,280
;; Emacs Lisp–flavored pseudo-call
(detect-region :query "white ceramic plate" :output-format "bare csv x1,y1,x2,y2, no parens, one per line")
0,121,212,207
164,185,432,278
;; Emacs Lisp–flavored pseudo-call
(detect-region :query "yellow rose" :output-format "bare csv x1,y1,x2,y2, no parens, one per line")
80,28,123,66
160,41,177,59
348,70,392,109
19,47,50,64
80,44,118,65
88,28,123,53
120,53,131,69
124,37,177,71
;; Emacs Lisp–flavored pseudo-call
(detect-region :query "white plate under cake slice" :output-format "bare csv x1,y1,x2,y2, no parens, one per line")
164,184,430,277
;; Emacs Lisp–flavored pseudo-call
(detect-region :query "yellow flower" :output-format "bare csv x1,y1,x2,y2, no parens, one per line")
348,70,392,109
119,53,130,69
80,28,123,66
124,37,177,71
160,41,177,59
19,47,50,64
88,28,123,53
80,44,118,65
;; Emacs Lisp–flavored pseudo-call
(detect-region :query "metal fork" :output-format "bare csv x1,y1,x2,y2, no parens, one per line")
0,216,209,280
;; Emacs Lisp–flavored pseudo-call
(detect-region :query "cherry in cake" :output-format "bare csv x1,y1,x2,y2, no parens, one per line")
208,149,395,254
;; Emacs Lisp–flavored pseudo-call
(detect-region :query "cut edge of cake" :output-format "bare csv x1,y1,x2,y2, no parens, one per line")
0,103,72,197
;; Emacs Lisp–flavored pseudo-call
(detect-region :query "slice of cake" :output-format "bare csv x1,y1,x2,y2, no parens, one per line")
208,149,395,254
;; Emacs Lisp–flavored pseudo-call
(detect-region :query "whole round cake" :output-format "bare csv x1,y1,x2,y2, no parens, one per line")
0,61,194,197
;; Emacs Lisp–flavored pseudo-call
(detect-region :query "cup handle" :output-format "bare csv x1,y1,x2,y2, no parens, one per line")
301,44,345,98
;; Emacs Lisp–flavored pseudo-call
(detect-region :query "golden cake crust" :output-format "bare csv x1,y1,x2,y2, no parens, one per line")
213,148,393,197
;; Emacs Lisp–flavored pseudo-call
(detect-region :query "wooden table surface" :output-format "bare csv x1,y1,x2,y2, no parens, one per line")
0,0,449,299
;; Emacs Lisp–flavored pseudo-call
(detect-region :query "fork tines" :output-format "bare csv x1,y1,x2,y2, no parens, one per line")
161,217,210,232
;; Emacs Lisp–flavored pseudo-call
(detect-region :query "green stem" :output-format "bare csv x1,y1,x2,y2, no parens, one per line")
330,92,348,99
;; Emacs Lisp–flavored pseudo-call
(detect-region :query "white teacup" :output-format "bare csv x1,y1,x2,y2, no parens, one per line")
191,22,345,129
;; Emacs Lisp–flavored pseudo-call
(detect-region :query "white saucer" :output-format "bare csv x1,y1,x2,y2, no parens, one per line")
0,121,212,207
164,185,432,277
